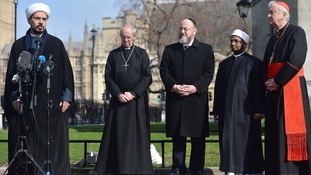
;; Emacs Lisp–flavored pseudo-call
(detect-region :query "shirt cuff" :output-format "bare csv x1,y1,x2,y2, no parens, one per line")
9,90,19,102
60,88,72,102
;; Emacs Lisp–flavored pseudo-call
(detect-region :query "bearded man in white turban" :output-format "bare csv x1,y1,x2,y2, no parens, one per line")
4,2,74,175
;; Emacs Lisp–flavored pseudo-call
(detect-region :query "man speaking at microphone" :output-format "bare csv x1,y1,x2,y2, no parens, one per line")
4,2,74,175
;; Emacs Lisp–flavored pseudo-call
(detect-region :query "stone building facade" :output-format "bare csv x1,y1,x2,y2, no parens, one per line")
66,10,155,104
0,0,15,49
0,0,158,107
0,0,15,97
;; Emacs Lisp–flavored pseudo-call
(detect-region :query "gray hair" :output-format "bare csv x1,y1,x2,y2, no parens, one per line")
268,1,290,21
119,24,137,35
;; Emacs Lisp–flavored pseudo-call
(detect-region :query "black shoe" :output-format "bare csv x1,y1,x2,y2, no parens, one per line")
169,168,180,175
191,170,203,175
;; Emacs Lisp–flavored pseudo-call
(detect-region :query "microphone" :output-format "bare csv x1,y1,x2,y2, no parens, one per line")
17,51,32,70
43,54,54,75
35,37,42,49
12,51,32,84
34,37,42,59
11,74,20,84
37,55,46,71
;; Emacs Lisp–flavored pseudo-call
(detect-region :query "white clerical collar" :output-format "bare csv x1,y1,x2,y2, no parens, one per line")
183,39,194,47
123,44,135,50
232,51,245,58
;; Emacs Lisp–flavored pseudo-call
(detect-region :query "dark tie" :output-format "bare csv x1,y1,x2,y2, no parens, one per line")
183,46,188,50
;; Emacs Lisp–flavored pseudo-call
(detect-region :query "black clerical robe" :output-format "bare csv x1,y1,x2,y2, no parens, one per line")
213,52,265,173
95,45,153,174
263,23,311,175
4,31,74,175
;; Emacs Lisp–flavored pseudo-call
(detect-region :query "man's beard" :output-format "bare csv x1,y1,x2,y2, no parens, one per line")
31,27,44,35
179,35,191,44
231,46,246,54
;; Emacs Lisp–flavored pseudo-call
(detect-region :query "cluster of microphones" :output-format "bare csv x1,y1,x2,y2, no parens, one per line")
11,37,54,84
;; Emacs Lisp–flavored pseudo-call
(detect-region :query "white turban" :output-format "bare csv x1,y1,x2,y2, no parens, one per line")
231,29,249,44
25,3,50,19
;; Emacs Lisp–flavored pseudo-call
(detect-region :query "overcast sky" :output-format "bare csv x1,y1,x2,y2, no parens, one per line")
16,0,120,42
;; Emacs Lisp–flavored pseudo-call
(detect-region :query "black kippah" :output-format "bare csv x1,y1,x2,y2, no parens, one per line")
187,18,196,27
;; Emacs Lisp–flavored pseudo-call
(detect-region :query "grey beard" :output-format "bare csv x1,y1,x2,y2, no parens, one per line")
179,36,191,44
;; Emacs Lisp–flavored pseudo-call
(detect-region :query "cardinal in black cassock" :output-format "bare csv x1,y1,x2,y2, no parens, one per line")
263,2,311,175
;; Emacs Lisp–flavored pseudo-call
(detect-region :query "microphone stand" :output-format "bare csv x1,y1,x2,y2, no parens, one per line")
3,69,45,175
30,38,40,110
29,37,49,175
40,55,54,175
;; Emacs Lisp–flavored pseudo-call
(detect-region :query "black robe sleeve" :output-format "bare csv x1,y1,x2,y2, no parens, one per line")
4,38,24,119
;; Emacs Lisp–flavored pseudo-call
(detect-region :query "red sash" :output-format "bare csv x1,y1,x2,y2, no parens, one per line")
268,63,308,161
267,63,284,79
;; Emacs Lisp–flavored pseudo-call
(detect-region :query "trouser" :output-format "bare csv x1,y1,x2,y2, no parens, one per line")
172,136,205,173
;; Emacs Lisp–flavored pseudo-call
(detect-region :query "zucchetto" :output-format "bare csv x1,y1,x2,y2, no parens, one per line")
276,1,290,13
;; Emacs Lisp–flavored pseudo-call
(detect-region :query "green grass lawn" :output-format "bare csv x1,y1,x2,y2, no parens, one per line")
0,122,221,168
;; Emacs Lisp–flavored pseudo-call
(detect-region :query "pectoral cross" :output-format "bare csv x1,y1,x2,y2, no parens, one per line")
121,46,136,71
123,62,130,71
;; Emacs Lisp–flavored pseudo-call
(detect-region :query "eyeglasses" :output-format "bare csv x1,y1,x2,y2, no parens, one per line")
229,39,243,44
120,35,134,40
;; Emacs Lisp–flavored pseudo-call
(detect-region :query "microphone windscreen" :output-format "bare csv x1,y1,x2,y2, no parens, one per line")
17,51,32,71
39,55,46,62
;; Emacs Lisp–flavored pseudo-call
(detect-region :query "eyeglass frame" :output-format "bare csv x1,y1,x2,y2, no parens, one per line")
120,35,135,40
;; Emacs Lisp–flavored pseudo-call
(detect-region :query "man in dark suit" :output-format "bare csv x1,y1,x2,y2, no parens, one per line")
160,18,215,175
